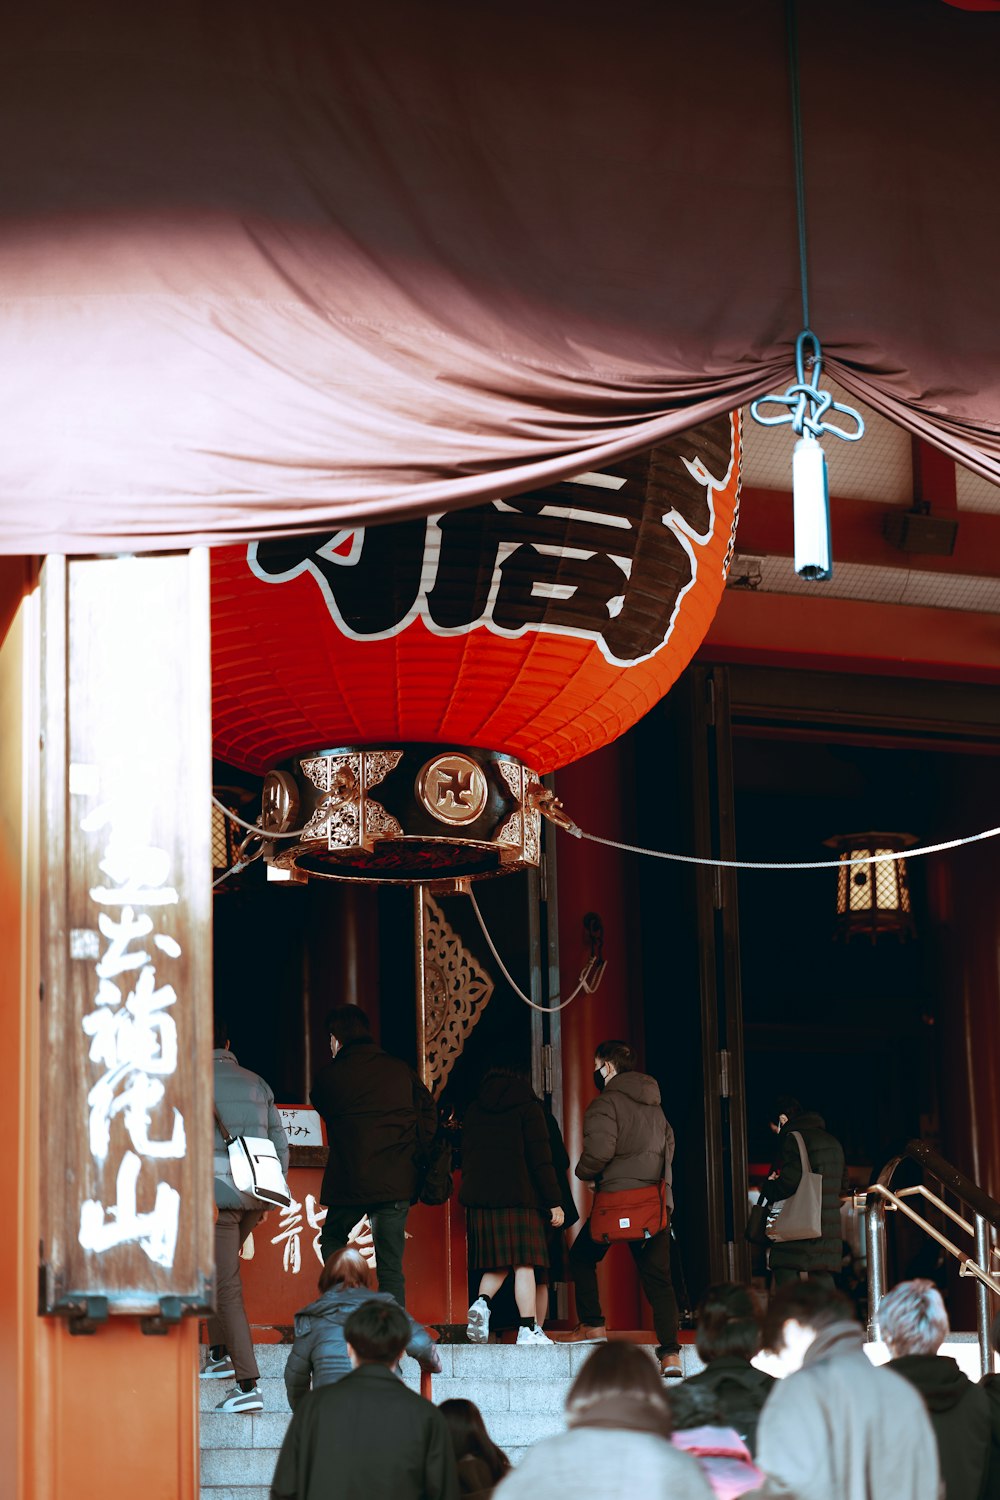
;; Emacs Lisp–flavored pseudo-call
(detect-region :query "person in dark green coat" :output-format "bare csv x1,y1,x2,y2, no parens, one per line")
764,1095,846,1287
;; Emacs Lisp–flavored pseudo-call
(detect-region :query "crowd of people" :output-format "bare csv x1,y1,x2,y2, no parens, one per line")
206,1008,1000,1498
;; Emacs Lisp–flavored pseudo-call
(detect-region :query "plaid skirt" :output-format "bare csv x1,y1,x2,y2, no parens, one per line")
466,1205,550,1270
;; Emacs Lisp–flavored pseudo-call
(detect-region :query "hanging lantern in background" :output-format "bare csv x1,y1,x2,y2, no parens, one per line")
823,832,916,942
210,412,742,882
211,784,257,888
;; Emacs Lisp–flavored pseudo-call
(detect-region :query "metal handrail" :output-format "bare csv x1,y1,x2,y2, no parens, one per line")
893,1186,1000,1262
904,1139,1000,1230
862,1141,999,1376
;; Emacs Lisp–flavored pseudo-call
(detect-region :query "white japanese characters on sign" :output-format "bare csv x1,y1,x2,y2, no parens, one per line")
74,771,186,1270
270,1193,327,1274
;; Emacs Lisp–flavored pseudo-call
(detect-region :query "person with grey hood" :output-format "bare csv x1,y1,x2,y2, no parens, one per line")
565,1039,682,1377
747,1280,939,1500
203,1018,289,1414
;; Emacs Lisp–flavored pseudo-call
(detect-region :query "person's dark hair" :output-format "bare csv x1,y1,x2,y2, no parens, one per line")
566,1343,671,1432
595,1040,637,1074
326,1004,372,1044
343,1299,410,1365
318,1247,374,1295
762,1280,856,1353
695,1283,763,1364
213,1016,229,1051
773,1094,802,1123
440,1399,510,1484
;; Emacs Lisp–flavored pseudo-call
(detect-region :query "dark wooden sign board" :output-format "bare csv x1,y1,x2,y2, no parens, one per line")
39,553,214,1326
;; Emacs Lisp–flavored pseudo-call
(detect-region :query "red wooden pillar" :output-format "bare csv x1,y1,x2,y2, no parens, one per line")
926,759,1000,1327
556,740,644,1331
932,844,1000,1201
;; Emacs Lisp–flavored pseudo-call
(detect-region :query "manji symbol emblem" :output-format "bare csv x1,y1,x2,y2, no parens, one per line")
416,755,488,825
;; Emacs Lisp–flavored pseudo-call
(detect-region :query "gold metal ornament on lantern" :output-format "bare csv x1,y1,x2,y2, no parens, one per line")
416,754,489,826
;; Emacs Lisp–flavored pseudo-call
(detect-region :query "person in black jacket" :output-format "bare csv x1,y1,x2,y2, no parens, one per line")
667,1282,774,1455
980,1311,1000,1500
284,1247,441,1410
271,1299,458,1500
460,1068,565,1346
881,1277,991,1500
764,1094,846,1287
310,1004,437,1308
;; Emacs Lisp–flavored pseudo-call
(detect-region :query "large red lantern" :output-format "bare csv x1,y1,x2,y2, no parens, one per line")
211,413,741,881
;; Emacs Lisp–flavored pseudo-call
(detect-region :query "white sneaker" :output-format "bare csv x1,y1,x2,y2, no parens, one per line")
516,1324,552,1345
467,1297,491,1344
216,1384,263,1414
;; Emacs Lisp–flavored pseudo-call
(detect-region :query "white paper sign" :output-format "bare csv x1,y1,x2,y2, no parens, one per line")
278,1107,324,1147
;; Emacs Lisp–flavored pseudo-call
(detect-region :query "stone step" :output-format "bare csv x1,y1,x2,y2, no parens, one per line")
198,1339,701,1498
200,1334,993,1498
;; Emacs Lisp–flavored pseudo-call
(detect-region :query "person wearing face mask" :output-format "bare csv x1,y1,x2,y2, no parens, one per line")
762,1094,846,1290
563,1040,682,1378
310,1004,437,1308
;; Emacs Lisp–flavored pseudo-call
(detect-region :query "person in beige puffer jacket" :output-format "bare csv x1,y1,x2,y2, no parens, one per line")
564,1039,681,1377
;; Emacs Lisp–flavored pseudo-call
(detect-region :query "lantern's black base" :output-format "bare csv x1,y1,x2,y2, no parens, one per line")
262,744,541,885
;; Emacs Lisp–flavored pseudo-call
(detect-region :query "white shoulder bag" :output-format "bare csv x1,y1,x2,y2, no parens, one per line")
214,1106,291,1209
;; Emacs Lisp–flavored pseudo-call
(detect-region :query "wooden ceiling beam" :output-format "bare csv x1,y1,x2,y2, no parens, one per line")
737,486,1000,577
700,591,1000,683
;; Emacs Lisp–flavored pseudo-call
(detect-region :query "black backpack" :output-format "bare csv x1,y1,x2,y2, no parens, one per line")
417,1131,453,1206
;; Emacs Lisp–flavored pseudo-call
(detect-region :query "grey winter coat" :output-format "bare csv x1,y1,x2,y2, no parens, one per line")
494,1423,713,1500
747,1322,940,1500
283,1285,440,1409
213,1048,290,1210
575,1070,674,1210
765,1111,845,1274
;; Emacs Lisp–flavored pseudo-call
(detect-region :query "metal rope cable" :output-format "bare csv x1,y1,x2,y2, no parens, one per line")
787,0,810,333
556,822,1000,873
467,889,590,1013
749,2,864,448
211,792,342,840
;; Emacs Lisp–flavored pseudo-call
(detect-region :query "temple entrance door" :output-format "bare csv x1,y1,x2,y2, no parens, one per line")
688,665,751,1287
636,664,750,1300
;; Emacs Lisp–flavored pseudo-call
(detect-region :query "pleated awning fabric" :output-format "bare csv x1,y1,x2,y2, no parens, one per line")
0,0,998,554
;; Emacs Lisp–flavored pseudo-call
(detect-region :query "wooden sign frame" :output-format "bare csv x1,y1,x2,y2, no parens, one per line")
39,553,214,1326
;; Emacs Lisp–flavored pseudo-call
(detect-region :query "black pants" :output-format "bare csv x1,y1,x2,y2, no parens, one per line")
320,1199,410,1306
569,1220,679,1357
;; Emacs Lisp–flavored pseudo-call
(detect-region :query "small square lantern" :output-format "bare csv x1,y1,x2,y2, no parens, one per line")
823,832,916,943
212,784,256,885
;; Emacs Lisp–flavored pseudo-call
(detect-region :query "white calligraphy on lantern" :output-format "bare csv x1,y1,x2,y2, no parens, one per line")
75,791,185,1270
271,1193,327,1274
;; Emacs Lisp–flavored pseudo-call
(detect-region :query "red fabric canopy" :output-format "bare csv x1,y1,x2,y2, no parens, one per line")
1,0,998,554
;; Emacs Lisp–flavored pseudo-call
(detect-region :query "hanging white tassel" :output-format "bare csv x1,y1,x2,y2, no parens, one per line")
792,432,832,581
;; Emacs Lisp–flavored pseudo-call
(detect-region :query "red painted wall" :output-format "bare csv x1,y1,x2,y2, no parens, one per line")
555,740,646,1330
